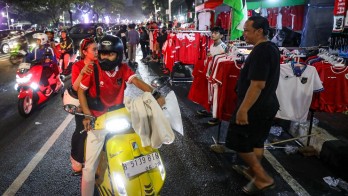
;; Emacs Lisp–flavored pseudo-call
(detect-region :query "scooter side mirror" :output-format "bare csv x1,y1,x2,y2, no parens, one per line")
151,76,171,89
63,104,78,114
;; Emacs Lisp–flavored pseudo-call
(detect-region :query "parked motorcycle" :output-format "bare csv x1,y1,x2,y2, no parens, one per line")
62,76,171,195
15,61,63,117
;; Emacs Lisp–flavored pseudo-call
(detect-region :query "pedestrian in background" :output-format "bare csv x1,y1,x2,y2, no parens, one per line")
127,23,140,64
225,16,280,195
139,26,149,61
116,24,128,60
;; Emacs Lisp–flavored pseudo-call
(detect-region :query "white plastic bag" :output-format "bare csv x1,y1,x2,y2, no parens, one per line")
162,91,184,135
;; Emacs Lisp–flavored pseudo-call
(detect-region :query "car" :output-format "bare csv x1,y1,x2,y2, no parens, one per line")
23,30,44,51
68,23,107,50
108,24,123,36
0,30,25,54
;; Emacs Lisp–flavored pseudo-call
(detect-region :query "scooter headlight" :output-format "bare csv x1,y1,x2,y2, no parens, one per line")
16,73,32,83
30,82,39,90
105,118,130,133
113,173,127,196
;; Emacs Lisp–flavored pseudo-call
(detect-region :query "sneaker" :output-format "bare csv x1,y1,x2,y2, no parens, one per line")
208,118,220,125
196,109,212,117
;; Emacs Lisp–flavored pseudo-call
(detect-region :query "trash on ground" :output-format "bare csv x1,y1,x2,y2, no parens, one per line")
269,126,283,136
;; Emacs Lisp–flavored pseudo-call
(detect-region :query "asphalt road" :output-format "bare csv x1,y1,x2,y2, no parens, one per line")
0,52,347,196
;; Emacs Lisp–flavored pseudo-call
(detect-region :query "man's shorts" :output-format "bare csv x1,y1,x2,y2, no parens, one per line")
225,118,273,153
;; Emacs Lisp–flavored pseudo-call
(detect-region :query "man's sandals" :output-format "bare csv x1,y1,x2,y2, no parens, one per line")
232,165,275,195
231,165,253,181
242,180,275,195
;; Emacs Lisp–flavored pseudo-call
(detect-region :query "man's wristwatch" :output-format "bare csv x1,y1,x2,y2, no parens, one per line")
152,90,161,100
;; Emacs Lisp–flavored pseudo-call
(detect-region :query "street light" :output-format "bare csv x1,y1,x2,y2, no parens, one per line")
168,0,173,21
5,3,9,29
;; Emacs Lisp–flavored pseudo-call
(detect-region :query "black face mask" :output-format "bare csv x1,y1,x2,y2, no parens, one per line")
99,58,117,71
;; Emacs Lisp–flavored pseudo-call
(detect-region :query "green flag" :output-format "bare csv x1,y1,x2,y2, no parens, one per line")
223,0,247,40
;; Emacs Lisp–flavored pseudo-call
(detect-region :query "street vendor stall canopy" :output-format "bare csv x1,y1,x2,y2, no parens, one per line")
195,0,306,12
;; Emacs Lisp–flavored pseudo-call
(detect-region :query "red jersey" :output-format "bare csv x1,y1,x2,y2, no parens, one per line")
71,60,99,84
315,64,348,113
188,58,212,111
290,5,305,31
216,11,231,30
214,61,240,121
163,33,178,71
80,63,136,117
281,7,292,28
184,33,200,65
268,8,279,27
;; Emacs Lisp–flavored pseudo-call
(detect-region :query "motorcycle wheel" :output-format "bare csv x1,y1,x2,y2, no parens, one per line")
18,96,33,117
9,55,21,66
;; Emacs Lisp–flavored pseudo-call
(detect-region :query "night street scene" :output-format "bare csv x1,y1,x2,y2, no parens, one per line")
0,0,348,195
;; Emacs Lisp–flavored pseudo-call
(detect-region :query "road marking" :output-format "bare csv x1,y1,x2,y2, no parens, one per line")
264,150,310,196
3,114,74,196
0,55,10,61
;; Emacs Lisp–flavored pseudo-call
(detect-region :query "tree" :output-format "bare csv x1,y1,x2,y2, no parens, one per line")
90,0,124,22
6,0,124,27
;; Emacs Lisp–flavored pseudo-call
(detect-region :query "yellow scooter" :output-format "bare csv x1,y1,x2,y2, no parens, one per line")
63,77,171,195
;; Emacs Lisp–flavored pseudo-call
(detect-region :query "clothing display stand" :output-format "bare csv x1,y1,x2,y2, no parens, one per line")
211,121,225,145
307,109,315,146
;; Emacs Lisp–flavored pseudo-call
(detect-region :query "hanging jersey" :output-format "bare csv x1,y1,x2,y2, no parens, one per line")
216,11,231,30
281,7,292,28
315,64,348,113
184,33,200,65
198,12,212,30
188,59,211,111
214,60,240,121
290,5,305,31
276,63,324,122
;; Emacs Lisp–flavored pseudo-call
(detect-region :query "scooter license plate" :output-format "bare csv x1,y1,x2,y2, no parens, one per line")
122,152,162,178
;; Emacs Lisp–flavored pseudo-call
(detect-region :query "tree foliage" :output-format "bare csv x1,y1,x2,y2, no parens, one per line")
5,0,124,26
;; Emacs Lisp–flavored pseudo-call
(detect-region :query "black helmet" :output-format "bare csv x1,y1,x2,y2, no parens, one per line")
45,29,54,35
98,35,123,71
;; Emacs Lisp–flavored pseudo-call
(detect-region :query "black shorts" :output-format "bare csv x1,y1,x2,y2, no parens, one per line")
225,118,273,153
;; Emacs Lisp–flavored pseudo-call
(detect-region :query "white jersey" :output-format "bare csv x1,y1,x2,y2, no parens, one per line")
276,63,324,122
209,42,227,57
198,12,211,30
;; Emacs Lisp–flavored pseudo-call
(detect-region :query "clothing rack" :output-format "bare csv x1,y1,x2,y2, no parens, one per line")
171,30,211,33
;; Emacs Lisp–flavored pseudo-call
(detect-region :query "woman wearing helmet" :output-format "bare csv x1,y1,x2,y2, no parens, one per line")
78,35,165,196
63,38,96,175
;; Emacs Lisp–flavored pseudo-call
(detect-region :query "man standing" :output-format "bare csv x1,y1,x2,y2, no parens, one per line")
127,23,140,65
196,26,227,125
225,16,280,195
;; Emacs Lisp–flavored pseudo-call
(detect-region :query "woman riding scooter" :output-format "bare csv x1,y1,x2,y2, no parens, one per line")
59,29,74,75
67,38,95,175
77,35,165,196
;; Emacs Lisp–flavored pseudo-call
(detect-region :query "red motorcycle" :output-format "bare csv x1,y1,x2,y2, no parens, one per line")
55,44,78,79
15,61,63,117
